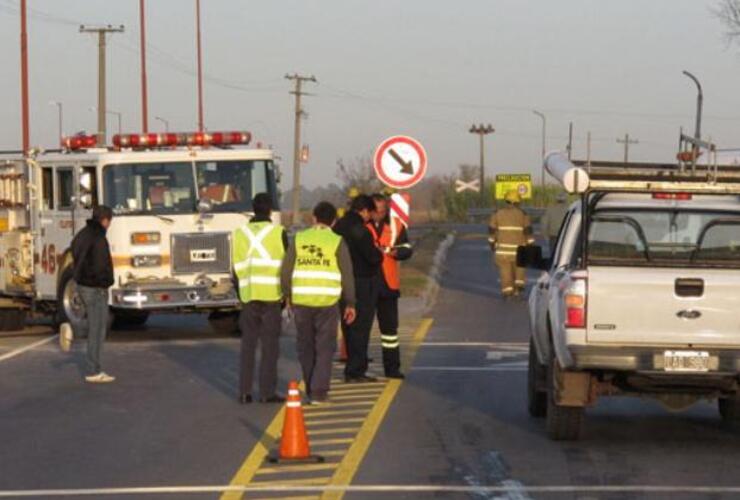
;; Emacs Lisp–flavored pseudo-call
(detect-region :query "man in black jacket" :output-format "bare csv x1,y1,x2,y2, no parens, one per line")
70,205,115,383
333,194,383,382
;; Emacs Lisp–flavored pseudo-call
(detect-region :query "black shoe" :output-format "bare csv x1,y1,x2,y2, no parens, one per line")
259,395,286,404
239,394,253,404
385,372,405,379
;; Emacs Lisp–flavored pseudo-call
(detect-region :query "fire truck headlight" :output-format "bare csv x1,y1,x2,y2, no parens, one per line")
131,255,162,268
131,232,161,245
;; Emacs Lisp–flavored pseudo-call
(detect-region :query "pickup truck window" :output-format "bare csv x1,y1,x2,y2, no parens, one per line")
588,209,740,268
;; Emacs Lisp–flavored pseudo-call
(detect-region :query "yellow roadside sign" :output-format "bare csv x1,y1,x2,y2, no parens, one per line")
494,174,532,200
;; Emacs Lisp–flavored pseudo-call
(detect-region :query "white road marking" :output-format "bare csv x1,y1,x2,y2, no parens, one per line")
1,484,740,496
486,350,528,360
411,365,527,372
422,342,528,348
0,335,58,363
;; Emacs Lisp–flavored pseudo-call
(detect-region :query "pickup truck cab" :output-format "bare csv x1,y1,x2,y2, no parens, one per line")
521,154,740,440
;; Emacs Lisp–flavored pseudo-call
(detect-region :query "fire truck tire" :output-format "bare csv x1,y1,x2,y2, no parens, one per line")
111,311,150,329
0,308,26,332
208,311,240,335
55,266,86,332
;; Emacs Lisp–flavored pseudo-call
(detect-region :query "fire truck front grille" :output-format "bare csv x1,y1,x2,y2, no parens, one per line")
171,232,231,274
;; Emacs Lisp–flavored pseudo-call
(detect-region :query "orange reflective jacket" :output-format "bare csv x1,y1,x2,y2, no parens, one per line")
367,222,400,291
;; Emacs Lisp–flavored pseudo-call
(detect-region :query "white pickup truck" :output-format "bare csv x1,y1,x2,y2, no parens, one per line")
520,153,740,440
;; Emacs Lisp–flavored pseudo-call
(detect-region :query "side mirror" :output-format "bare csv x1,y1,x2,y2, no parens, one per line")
78,193,93,209
517,245,550,270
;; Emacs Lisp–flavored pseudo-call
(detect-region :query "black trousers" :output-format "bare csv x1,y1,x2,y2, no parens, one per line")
239,301,281,398
376,293,401,375
342,274,379,378
294,305,339,399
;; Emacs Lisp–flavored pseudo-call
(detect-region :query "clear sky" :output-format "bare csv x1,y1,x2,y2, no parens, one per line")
2,0,740,187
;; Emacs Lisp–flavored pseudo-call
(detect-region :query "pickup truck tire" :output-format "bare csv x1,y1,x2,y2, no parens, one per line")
527,338,547,417
208,311,240,335
546,358,584,441
718,397,740,423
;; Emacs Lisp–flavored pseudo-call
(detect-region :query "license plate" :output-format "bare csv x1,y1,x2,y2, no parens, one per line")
190,249,217,262
663,350,710,372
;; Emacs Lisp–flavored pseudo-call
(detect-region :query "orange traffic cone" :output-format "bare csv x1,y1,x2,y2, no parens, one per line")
268,381,324,464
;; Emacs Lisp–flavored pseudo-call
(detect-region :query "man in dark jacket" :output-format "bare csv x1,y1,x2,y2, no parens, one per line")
70,205,115,383
333,194,383,382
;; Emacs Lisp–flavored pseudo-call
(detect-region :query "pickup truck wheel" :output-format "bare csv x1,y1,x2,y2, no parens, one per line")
208,311,240,335
545,357,584,441
718,397,740,423
527,338,547,417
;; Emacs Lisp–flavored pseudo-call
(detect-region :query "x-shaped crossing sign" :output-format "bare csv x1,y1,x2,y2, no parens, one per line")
455,179,480,193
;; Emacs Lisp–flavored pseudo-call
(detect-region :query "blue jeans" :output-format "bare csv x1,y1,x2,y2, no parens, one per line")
76,285,110,375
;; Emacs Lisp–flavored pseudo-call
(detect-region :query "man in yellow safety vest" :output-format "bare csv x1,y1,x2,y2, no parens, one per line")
281,202,357,404
489,190,534,299
232,193,288,404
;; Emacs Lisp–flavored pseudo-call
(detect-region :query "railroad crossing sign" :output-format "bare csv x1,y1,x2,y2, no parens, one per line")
373,136,428,189
494,174,532,200
455,179,480,193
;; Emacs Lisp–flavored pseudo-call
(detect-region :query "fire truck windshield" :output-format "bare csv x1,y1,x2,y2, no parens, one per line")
103,159,276,215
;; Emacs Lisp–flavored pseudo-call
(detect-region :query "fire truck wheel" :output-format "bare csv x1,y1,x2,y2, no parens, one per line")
0,308,26,332
208,311,240,335
56,266,86,330
111,311,150,329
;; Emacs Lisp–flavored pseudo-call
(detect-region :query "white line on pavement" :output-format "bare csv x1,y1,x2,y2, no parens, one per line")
0,335,57,363
422,342,528,348
1,484,740,496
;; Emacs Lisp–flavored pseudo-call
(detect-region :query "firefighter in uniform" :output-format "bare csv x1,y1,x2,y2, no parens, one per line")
368,194,412,379
232,193,287,404
489,190,534,298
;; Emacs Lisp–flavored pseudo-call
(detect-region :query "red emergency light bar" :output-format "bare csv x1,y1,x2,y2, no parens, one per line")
112,131,251,149
61,135,97,150
652,192,692,201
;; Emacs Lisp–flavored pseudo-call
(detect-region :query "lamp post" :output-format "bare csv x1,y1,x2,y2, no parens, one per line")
49,100,63,143
469,123,495,203
532,110,546,189
89,106,122,136
155,116,170,132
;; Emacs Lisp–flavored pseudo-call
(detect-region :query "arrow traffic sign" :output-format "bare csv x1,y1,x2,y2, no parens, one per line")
373,136,427,189
455,179,480,193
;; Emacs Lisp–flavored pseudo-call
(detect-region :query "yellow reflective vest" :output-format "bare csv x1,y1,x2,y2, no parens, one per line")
291,227,343,307
232,221,285,303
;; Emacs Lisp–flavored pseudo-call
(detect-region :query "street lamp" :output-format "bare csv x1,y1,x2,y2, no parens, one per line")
469,123,495,203
682,70,703,144
89,106,122,136
532,110,547,189
49,100,63,143
154,116,170,132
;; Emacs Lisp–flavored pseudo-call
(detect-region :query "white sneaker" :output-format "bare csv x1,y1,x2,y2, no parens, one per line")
85,372,116,384
59,323,73,353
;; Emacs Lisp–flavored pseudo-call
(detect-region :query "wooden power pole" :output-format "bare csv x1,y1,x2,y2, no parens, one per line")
285,73,316,225
80,24,124,146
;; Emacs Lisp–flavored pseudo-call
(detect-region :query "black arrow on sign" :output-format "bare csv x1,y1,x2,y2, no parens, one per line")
388,148,414,175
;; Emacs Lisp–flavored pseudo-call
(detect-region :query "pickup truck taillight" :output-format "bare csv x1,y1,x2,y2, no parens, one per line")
564,278,587,328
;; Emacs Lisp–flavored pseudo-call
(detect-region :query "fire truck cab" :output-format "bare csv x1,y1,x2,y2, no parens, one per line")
0,131,280,332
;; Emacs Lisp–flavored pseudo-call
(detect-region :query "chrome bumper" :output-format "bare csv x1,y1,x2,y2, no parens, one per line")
111,280,238,310
569,345,740,374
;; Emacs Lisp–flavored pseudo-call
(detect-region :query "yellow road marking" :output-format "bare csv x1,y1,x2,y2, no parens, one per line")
328,394,382,401
309,437,355,446
255,463,338,475
250,477,330,486
320,318,434,500
303,401,374,411
303,417,366,426
303,409,369,418
328,387,386,395
307,427,361,436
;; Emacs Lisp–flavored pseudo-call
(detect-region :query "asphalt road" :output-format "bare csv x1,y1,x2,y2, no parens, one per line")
1,224,739,499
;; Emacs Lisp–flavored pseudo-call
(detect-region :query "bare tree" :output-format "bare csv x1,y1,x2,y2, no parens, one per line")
336,155,382,194
715,0,740,45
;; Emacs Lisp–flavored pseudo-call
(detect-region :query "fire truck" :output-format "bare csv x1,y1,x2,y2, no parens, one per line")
0,131,280,332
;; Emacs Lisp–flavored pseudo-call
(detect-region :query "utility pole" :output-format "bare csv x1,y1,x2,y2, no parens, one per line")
80,24,124,146
20,0,30,154
286,73,317,225
616,133,639,163
139,0,149,132
196,0,204,132
567,122,574,160
469,124,495,203
532,110,547,189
